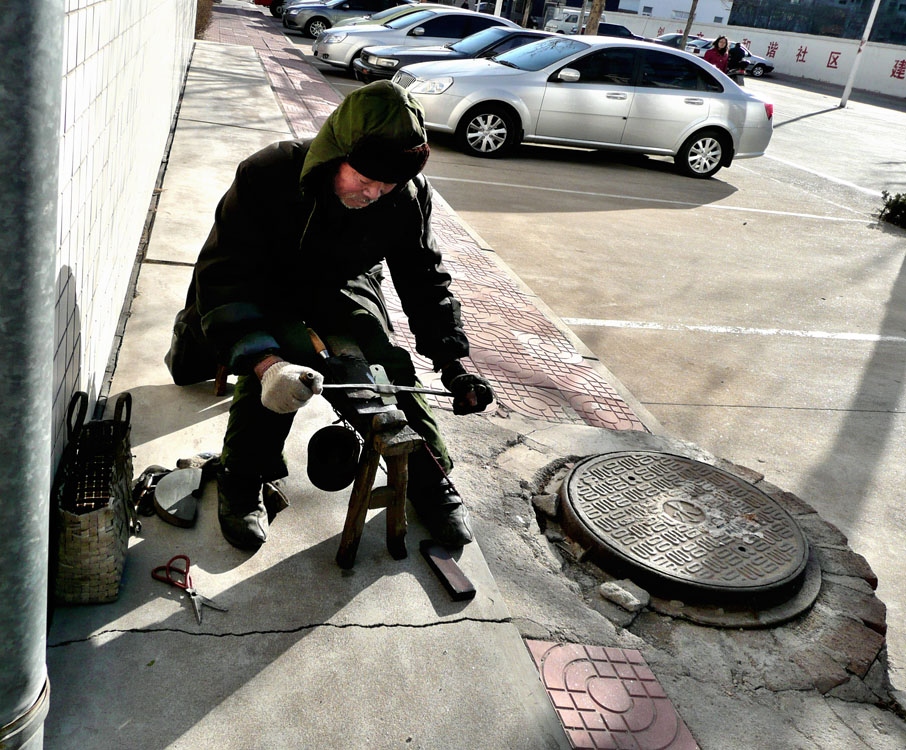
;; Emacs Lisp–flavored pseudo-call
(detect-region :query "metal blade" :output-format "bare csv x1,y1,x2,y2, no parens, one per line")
320,383,452,397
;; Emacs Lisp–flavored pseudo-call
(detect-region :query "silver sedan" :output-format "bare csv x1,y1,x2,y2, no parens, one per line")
311,7,518,71
283,0,415,38
393,36,774,178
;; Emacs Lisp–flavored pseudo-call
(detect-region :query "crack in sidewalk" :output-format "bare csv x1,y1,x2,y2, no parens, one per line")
47,615,514,647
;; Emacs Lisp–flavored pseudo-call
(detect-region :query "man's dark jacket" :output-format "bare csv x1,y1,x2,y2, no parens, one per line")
189,81,469,377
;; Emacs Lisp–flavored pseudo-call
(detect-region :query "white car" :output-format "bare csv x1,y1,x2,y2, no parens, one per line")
685,37,712,55
393,36,774,178
333,2,448,27
543,9,591,34
311,7,519,71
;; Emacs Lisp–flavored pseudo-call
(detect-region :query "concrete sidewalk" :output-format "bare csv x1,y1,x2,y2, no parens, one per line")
42,35,575,750
43,4,906,749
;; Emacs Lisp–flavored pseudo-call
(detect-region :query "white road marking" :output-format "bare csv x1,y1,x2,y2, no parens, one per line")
562,317,906,344
764,154,884,198
426,176,870,223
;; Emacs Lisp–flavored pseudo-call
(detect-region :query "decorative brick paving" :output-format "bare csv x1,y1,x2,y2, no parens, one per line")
527,640,700,750
201,5,645,432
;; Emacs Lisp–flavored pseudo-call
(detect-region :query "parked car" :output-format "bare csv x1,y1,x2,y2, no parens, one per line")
653,32,686,48
334,2,447,27
311,7,519,71
543,8,591,34
584,23,645,40
257,0,291,17
283,0,415,38
685,37,712,55
736,45,774,77
392,36,774,178
353,26,552,82
253,0,282,18
688,38,774,77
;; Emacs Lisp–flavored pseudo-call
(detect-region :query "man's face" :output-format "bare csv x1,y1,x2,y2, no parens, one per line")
333,162,397,209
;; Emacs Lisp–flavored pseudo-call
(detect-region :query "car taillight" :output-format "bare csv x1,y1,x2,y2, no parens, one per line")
764,102,774,120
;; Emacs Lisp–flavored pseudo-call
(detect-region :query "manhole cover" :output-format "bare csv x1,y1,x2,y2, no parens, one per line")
559,452,809,607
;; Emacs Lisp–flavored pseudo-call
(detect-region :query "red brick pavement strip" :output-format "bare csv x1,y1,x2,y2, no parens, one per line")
527,641,701,750
203,5,647,431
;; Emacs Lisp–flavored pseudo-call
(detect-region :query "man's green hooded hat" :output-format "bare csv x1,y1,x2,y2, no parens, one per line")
301,80,430,185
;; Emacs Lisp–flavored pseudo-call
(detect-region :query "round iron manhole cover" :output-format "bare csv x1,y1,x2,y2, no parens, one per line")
559,452,810,606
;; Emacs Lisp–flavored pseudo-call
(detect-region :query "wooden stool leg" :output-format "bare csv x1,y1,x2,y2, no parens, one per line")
385,454,409,560
336,444,380,569
214,365,229,396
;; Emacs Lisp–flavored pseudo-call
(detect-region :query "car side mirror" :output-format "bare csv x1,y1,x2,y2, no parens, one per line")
410,26,425,36
558,68,580,83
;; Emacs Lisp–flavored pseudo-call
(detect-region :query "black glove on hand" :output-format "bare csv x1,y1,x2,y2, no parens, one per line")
441,361,494,415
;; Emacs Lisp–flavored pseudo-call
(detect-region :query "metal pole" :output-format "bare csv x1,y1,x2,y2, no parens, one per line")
840,0,884,108
0,0,63,747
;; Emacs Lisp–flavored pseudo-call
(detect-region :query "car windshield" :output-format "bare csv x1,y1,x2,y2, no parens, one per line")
493,36,588,71
385,9,435,28
325,0,347,7
449,26,508,54
370,4,413,20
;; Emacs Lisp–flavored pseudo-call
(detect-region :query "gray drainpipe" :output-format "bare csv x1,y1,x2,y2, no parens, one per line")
0,1,63,748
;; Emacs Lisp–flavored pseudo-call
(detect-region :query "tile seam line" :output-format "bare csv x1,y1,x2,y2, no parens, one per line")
178,115,292,135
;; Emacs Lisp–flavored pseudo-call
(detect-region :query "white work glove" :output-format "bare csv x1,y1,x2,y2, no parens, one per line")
260,361,324,414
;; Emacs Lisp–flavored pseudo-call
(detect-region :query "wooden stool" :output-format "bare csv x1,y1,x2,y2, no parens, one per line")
335,407,423,569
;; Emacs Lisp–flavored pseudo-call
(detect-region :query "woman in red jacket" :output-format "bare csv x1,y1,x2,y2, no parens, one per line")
704,36,729,73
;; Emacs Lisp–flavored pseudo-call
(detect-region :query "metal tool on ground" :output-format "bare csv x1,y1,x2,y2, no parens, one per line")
151,554,228,624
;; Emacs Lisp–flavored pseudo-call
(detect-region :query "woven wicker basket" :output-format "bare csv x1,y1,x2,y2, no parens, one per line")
53,392,137,604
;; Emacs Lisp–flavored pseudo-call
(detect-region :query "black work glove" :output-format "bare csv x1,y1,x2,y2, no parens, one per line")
440,361,494,416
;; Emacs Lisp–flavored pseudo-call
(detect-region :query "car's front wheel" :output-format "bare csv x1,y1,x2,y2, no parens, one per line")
675,129,727,178
749,63,767,77
456,104,519,158
305,17,331,37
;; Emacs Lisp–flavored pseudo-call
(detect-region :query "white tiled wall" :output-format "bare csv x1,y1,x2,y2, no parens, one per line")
54,0,195,458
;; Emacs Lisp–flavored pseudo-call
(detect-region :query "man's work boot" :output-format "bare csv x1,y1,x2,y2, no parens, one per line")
262,479,291,524
217,468,268,550
411,480,473,549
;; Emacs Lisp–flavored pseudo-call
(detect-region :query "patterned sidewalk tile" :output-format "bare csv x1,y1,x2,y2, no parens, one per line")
527,641,700,750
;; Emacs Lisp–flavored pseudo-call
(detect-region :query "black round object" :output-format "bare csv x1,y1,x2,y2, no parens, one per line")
307,425,361,492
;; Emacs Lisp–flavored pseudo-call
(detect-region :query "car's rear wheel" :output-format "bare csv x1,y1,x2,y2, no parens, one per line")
675,129,727,178
270,2,284,17
750,63,766,77
305,17,331,37
456,104,519,158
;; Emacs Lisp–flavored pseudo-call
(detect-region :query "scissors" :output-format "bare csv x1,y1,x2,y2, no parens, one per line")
151,554,227,624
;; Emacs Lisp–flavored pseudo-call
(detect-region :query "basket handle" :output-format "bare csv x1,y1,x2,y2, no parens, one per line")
113,392,132,433
66,391,89,442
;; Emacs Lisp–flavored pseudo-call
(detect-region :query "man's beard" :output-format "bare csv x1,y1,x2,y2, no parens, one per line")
338,193,377,210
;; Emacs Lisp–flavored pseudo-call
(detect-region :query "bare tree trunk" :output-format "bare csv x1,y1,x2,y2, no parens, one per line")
680,0,700,47
584,0,606,34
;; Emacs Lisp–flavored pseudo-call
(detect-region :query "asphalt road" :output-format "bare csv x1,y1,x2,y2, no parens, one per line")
291,31,906,690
